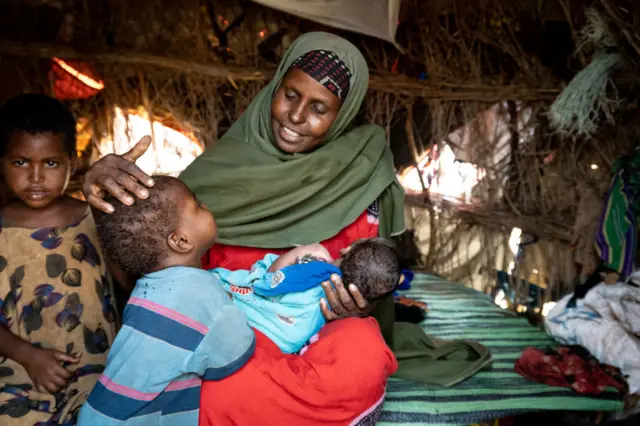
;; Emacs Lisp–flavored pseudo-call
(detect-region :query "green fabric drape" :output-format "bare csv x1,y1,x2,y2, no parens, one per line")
180,32,405,248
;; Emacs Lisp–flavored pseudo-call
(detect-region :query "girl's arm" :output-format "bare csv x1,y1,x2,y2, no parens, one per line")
0,324,79,393
0,323,34,364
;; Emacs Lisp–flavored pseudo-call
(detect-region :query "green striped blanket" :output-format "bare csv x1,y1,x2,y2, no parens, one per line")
379,274,624,425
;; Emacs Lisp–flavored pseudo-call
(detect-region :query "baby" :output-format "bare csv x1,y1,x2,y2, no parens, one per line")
212,237,402,353
79,176,255,426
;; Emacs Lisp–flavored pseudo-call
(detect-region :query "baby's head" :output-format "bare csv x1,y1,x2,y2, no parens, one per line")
0,94,77,209
339,238,401,305
95,176,217,275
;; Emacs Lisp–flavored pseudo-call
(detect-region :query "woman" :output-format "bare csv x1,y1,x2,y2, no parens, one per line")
84,32,404,340
83,32,451,389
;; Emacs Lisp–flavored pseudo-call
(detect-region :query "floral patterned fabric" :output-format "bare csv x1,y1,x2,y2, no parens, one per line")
0,209,117,425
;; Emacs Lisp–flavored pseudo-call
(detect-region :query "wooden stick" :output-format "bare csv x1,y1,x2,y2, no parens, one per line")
600,0,640,58
0,40,562,101
405,194,574,242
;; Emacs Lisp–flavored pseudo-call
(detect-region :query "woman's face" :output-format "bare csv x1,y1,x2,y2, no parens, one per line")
271,68,342,154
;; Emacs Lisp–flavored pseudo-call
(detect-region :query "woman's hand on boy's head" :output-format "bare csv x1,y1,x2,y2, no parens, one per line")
82,135,155,214
21,347,80,393
320,274,370,321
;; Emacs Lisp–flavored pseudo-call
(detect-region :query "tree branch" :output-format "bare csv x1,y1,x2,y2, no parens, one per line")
0,40,562,101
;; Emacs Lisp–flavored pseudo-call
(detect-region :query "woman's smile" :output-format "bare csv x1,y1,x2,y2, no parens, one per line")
277,122,306,143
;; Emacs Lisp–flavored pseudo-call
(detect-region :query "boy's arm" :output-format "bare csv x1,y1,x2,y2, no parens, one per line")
186,296,256,380
209,254,279,290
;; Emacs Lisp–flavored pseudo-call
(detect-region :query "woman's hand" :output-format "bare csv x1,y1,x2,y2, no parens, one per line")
82,136,155,213
320,274,371,321
21,347,80,393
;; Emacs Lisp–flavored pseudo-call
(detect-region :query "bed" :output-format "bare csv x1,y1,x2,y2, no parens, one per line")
379,273,624,425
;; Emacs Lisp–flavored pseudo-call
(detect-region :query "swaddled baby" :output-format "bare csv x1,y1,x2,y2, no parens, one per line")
211,238,402,353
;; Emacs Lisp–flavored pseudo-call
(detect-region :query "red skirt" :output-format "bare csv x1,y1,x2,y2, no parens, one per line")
199,317,397,426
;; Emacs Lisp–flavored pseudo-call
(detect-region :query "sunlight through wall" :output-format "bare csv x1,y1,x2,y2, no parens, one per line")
96,107,204,177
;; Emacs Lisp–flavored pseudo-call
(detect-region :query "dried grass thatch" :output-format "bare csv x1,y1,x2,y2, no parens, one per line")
2,0,640,304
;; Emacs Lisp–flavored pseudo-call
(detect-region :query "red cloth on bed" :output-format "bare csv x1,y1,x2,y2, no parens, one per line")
199,317,397,426
202,209,378,270
515,346,628,395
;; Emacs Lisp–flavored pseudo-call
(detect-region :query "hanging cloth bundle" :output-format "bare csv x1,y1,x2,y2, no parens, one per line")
548,8,621,138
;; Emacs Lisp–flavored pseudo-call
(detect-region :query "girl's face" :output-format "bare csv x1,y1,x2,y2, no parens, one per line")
1,131,74,209
270,68,342,154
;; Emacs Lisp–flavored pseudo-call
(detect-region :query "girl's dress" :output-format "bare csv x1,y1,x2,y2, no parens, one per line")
0,209,117,425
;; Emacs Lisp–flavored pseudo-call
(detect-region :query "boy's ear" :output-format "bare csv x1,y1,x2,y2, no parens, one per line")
167,231,194,254
398,273,405,285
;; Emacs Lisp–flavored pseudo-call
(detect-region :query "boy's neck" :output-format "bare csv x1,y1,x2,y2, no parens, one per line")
150,254,203,274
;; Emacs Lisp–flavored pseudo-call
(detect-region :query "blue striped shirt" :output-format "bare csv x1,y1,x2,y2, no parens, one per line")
78,267,255,425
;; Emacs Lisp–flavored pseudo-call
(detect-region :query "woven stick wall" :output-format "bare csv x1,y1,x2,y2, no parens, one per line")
1,0,639,302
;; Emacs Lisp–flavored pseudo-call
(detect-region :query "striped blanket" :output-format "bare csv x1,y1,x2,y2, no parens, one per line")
379,274,624,425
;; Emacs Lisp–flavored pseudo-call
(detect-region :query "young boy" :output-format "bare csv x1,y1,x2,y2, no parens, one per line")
212,238,403,353
78,176,255,425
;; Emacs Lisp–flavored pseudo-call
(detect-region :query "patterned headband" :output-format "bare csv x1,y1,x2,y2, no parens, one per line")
290,50,352,102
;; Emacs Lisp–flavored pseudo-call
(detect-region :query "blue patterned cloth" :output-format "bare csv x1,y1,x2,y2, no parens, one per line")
210,254,341,354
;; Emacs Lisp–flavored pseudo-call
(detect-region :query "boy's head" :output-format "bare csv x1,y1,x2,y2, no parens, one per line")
95,176,217,276
339,238,401,304
0,94,77,208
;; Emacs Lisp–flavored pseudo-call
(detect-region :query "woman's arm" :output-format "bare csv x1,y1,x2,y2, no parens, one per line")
82,136,155,213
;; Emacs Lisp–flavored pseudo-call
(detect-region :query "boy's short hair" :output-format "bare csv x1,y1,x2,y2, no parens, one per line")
95,176,184,276
341,238,401,302
0,93,77,157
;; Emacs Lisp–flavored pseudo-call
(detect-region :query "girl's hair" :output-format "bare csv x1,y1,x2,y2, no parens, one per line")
0,93,77,157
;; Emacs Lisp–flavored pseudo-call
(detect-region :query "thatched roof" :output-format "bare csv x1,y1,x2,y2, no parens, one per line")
2,0,640,298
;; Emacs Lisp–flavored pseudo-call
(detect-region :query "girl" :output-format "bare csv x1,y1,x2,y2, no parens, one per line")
0,94,117,424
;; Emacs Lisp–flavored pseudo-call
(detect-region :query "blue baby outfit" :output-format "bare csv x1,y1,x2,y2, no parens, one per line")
210,254,341,353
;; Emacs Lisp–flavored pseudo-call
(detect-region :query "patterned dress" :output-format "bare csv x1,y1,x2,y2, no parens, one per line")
0,209,117,425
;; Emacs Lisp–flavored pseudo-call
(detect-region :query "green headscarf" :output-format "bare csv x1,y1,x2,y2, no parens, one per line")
180,32,405,248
